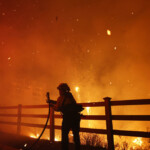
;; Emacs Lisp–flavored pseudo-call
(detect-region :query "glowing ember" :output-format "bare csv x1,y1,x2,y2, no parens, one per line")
109,81,112,85
87,49,90,53
107,29,111,36
114,46,117,50
133,137,143,146
24,143,27,147
8,57,11,60
75,86,79,92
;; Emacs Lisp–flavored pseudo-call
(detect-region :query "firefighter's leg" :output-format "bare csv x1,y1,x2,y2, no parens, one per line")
62,116,70,150
72,114,81,150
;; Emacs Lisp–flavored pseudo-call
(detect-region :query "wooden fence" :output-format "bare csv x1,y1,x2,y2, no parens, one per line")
0,97,150,150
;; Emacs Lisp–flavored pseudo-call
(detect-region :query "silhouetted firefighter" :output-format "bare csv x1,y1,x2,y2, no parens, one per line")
47,83,84,150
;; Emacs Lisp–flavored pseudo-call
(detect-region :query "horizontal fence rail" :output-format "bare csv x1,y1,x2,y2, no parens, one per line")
112,115,150,121
0,98,150,150
113,130,150,138
111,99,150,106
0,106,18,109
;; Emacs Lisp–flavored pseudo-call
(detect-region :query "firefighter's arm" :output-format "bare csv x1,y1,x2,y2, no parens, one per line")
54,96,64,111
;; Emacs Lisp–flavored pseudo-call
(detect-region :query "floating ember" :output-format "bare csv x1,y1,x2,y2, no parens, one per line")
24,143,27,147
8,57,11,60
114,46,117,50
75,86,80,92
107,29,111,36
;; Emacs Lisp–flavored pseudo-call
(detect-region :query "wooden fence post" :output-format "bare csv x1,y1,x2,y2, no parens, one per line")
49,107,54,142
103,97,114,150
17,104,22,135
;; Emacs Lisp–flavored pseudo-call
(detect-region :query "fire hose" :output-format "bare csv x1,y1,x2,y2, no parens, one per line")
23,92,54,150
22,92,83,150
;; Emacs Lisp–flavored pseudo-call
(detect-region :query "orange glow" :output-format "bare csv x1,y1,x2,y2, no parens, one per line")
0,1,150,148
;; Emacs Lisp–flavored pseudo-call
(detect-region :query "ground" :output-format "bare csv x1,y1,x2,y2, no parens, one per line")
0,132,106,150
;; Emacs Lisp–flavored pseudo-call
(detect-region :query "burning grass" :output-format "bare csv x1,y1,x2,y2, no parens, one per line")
80,133,107,148
114,135,150,150
79,133,150,150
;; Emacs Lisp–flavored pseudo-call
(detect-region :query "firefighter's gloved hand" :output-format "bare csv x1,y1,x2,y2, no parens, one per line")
46,99,50,103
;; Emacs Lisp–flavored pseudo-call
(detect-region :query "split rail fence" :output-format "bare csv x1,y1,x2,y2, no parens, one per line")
0,97,150,150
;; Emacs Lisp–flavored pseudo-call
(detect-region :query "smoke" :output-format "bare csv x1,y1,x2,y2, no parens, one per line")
0,0,150,134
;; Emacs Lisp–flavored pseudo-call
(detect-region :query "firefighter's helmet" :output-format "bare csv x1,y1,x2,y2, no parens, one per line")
57,83,70,92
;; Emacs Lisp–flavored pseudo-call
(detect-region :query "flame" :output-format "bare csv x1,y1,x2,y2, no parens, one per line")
29,133,39,139
107,29,111,36
75,86,79,92
55,137,60,141
86,107,90,115
30,135,37,139
47,137,60,141
29,133,61,142
55,138,59,141
133,137,143,146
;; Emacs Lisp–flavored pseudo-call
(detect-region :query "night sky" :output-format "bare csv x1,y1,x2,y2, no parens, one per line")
0,0,150,105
